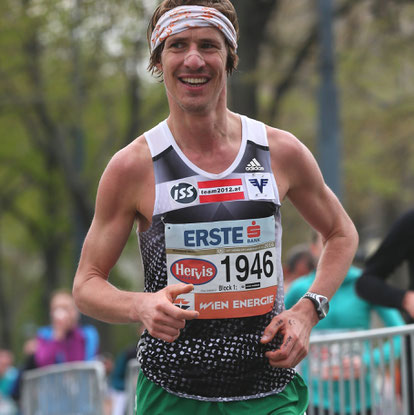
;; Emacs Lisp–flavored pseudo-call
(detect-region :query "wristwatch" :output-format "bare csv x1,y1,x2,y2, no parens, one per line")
302,292,329,320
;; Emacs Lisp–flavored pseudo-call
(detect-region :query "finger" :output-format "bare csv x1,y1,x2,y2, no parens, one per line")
289,340,308,366
154,324,181,338
164,284,199,320
266,348,306,368
154,313,186,330
167,302,199,321
265,337,306,368
151,329,180,343
159,297,199,321
167,283,195,301
261,318,285,343
147,321,181,342
265,346,290,366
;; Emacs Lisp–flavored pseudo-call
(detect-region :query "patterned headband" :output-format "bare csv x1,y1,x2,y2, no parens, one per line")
150,5,238,53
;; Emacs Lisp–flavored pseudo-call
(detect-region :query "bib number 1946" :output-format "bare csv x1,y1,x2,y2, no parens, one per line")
221,251,274,283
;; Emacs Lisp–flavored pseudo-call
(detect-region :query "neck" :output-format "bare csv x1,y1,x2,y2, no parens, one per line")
166,81,233,152
167,109,232,152
166,107,242,174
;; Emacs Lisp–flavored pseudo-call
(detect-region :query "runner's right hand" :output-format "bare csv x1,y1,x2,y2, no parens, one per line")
138,283,199,343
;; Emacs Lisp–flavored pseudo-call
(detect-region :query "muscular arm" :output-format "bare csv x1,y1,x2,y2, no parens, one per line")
262,128,359,367
72,139,198,342
73,145,145,324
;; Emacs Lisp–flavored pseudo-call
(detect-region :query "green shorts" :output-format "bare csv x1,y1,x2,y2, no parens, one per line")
135,371,309,415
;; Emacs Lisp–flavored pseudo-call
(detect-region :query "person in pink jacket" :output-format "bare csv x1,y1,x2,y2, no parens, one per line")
34,290,99,367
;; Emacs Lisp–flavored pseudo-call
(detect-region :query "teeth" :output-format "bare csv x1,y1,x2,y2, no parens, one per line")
181,77,208,85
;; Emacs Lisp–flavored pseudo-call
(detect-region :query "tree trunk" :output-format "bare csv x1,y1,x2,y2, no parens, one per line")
229,0,279,118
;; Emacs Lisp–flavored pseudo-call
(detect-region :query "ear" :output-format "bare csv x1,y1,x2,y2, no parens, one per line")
156,62,163,73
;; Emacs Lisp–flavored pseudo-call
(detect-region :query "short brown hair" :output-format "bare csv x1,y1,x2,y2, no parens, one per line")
147,0,239,77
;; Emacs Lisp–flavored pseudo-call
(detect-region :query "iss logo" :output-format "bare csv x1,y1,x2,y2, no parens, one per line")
170,183,198,204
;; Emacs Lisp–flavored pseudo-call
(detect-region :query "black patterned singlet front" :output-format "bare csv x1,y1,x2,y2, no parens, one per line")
137,115,295,401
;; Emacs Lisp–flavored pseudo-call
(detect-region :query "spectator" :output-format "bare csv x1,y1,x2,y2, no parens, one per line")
355,209,414,321
0,349,18,415
284,243,316,293
34,290,99,367
285,234,405,415
11,290,99,403
0,349,18,398
355,209,414,414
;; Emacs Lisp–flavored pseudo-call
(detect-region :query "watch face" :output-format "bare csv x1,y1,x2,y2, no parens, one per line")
305,293,329,320
318,296,329,318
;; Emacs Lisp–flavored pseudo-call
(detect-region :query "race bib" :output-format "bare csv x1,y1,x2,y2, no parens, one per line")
165,216,278,319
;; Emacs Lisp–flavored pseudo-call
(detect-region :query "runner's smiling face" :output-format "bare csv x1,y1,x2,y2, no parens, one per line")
157,27,228,114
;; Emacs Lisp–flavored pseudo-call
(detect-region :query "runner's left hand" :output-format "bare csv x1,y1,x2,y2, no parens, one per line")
260,300,318,368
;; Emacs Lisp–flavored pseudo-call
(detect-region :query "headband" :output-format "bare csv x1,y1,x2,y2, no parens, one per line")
150,5,238,54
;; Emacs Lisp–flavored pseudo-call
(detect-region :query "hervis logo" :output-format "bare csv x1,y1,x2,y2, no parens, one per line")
170,183,198,204
170,258,217,285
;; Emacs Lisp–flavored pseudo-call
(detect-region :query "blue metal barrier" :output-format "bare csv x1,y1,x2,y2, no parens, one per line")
22,361,105,415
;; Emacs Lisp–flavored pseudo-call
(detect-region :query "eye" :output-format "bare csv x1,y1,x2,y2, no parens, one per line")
169,41,185,49
201,42,216,49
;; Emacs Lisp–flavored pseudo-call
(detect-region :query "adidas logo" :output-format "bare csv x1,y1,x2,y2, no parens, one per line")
245,158,264,171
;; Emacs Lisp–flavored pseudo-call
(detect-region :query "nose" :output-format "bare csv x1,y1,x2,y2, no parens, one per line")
184,46,205,70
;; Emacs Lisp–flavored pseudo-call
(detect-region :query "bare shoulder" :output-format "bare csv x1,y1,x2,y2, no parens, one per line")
96,135,154,220
104,135,151,180
265,126,310,162
265,126,320,199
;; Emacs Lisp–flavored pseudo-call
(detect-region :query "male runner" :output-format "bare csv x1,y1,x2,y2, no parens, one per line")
72,1,358,413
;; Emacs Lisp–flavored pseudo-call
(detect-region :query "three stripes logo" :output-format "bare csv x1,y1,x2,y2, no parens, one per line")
245,158,264,171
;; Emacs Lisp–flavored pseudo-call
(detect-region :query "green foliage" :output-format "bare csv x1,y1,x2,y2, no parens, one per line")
0,0,163,354
258,0,414,241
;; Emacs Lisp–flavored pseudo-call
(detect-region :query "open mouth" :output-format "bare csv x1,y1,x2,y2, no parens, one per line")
180,77,209,87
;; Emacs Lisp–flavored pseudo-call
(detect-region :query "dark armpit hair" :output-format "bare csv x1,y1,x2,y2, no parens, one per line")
147,0,239,77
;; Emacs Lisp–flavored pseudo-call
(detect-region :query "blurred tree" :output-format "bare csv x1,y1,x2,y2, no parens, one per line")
338,0,414,237
229,0,279,117
0,0,158,352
